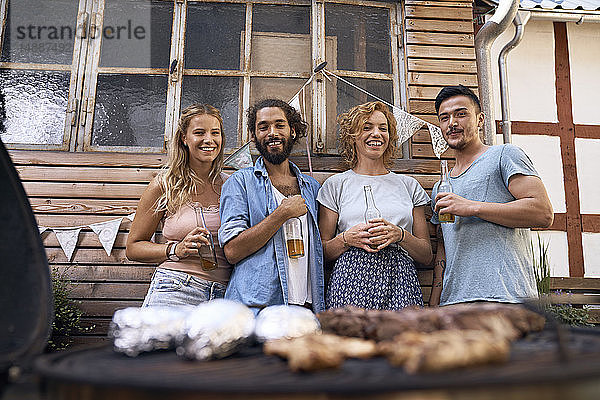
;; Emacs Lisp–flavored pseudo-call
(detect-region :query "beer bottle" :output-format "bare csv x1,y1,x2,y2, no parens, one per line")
364,185,382,249
438,160,455,223
363,185,382,223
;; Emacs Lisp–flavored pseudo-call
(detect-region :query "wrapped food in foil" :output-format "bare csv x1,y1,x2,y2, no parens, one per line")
110,306,193,357
177,299,255,360
255,305,321,342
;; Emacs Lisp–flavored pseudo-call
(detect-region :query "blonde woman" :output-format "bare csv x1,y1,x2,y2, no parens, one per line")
126,104,232,307
317,101,432,310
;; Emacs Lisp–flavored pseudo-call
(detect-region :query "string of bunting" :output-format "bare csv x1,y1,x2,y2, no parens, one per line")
224,64,448,172
38,212,136,262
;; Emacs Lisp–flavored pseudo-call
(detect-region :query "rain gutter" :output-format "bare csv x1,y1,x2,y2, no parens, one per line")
475,0,519,145
498,11,530,144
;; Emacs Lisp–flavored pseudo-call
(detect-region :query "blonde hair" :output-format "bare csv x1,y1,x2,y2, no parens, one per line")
155,104,225,214
337,101,399,169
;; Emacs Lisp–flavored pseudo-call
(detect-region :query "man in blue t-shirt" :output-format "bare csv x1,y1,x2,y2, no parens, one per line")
430,85,554,306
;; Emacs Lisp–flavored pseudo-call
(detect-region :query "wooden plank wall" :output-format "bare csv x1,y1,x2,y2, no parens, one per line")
403,0,477,159
7,0,479,346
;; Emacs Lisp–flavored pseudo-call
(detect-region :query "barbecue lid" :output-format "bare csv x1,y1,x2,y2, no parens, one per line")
0,139,53,375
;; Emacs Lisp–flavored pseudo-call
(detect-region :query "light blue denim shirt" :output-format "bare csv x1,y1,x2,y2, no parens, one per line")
218,157,325,313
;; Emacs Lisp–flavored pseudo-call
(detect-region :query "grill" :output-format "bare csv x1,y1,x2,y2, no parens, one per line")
35,326,600,399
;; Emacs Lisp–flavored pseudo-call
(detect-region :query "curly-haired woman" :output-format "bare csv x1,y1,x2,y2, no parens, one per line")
126,104,232,307
317,101,432,310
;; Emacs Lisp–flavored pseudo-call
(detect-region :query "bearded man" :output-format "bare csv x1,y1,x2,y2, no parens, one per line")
218,99,324,314
429,85,554,307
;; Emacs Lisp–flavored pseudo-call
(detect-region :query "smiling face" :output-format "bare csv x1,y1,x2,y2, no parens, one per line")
252,106,294,165
182,114,222,168
437,95,484,151
354,110,389,163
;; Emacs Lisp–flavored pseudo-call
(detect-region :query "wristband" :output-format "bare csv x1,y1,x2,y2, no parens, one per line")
398,227,405,243
342,231,349,247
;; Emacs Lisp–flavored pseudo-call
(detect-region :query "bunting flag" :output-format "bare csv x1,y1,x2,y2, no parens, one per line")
39,226,48,234
126,212,136,221
393,107,426,146
89,217,124,256
289,93,301,114
224,141,253,170
53,227,82,262
427,123,449,158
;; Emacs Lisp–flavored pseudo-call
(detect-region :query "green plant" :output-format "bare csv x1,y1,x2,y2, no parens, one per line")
530,234,592,327
531,233,550,296
46,268,93,352
546,303,593,327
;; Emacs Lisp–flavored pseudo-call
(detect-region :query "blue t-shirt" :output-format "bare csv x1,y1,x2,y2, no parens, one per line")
431,144,539,305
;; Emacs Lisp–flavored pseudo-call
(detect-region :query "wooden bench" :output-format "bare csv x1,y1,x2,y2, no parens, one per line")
549,277,600,324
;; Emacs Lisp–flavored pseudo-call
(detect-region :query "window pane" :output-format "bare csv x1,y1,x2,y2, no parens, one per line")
181,76,241,152
250,78,312,155
1,0,78,64
253,5,309,35
325,5,391,74
0,70,68,145
325,77,393,152
184,3,245,70
251,5,310,73
100,0,173,68
92,74,167,147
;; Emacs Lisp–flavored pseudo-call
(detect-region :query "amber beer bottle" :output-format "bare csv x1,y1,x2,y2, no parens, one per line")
193,204,218,271
438,160,455,223
363,185,382,249
284,217,305,259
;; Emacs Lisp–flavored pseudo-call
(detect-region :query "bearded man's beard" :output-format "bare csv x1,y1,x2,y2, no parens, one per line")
255,136,294,165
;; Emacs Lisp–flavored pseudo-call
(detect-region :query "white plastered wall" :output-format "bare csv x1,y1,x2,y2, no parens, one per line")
569,22,600,277
491,19,557,123
490,19,568,277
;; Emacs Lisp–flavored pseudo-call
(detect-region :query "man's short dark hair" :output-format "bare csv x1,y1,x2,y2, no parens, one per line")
247,98,308,145
435,85,481,115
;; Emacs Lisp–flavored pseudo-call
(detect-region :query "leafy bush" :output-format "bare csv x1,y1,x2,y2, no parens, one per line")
531,233,592,327
46,268,93,351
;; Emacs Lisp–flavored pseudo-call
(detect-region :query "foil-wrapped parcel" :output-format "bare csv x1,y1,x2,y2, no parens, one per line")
255,305,321,342
177,299,255,360
110,306,192,357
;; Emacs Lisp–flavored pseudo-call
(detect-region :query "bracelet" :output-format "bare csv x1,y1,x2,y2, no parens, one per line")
342,231,349,247
165,241,174,260
398,227,406,243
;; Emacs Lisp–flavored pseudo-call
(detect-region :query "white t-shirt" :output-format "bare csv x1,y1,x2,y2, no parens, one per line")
271,185,312,305
317,170,430,235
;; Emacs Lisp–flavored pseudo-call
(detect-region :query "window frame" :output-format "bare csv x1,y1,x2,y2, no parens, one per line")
0,0,406,157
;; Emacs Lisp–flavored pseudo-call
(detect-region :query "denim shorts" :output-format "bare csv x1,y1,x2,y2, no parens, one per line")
142,268,226,307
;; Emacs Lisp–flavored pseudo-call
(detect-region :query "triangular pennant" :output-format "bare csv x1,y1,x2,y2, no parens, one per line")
126,212,136,221
289,94,301,115
39,226,48,234
393,107,425,145
427,123,449,159
53,227,82,262
224,142,253,170
89,218,123,256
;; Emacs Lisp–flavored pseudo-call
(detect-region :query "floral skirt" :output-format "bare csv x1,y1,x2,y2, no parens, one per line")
326,246,423,311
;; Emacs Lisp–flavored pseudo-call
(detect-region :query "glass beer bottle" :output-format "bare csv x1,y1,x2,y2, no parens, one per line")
363,185,381,249
193,204,218,271
438,160,455,223
284,217,304,259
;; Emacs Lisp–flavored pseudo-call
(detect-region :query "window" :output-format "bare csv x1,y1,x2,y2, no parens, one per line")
0,0,402,155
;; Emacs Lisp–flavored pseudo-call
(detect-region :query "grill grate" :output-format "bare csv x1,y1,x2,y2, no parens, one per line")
36,327,600,394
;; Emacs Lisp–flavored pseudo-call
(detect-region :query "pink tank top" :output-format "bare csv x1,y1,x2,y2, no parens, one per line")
160,200,232,285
